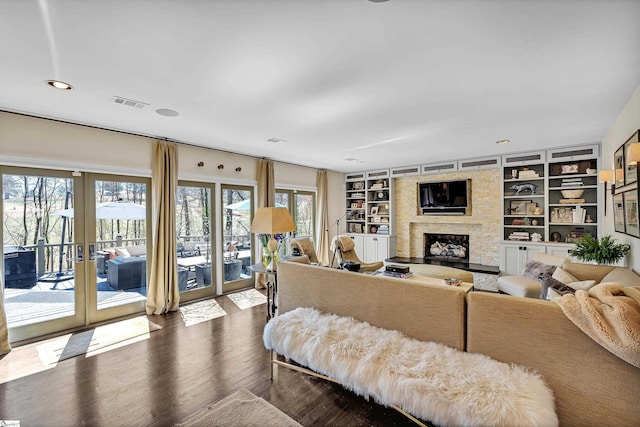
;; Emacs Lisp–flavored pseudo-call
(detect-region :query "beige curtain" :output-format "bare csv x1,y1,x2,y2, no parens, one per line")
0,275,11,355
255,159,275,288
316,169,331,266
257,158,275,208
146,140,180,314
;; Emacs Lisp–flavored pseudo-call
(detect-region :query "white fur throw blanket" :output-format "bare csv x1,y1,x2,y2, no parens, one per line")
555,283,640,368
264,307,558,427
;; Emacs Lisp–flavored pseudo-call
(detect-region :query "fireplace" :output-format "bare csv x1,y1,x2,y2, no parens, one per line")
424,233,469,262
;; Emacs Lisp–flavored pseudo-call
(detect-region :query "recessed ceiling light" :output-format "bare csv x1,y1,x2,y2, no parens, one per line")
496,139,510,145
45,80,73,91
155,108,179,117
267,138,287,144
345,158,366,164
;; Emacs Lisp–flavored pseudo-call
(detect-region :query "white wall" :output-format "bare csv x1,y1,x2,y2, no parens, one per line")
601,83,640,271
0,110,344,238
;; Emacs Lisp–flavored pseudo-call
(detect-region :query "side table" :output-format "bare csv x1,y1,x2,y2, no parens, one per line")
249,263,277,321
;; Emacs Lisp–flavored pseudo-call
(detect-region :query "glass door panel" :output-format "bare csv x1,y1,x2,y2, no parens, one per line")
2,167,85,341
294,192,315,239
89,175,149,322
176,182,216,302
221,185,254,293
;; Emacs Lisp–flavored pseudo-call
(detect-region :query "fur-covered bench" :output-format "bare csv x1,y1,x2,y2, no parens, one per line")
264,307,558,427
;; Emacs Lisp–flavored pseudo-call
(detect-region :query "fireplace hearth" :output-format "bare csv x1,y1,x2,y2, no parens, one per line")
424,233,469,262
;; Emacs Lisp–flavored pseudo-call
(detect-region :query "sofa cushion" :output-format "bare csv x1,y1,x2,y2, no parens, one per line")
601,267,640,287
562,261,615,283
126,245,146,257
115,245,146,257
497,275,541,298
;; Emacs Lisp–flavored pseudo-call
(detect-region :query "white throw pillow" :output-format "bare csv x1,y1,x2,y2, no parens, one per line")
547,288,562,300
567,280,597,291
126,245,146,257
115,247,131,257
552,267,578,284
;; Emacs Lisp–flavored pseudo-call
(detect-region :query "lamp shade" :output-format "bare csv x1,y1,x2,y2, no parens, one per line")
599,170,613,183
250,207,296,234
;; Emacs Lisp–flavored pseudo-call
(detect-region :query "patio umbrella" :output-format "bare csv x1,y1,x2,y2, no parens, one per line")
53,201,146,220
47,201,146,281
225,199,284,210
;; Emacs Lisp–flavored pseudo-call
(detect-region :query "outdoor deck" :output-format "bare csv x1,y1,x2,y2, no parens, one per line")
4,275,146,328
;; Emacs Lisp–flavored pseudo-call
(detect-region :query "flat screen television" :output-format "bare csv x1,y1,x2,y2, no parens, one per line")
418,179,471,215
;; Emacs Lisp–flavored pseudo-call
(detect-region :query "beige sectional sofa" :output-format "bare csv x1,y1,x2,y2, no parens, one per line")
276,260,640,427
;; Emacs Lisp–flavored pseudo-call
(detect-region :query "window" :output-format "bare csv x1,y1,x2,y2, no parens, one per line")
275,189,315,240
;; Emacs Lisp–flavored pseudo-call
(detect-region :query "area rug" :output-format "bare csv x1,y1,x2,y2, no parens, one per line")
175,388,301,427
37,316,162,365
226,288,267,310
265,307,558,427
179,299,227,327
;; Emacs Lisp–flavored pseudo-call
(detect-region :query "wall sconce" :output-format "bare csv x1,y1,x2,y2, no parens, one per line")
599,170,614,215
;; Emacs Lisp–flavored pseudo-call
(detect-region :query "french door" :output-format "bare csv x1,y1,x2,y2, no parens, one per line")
220,184,255,293
176,181,217,302
2,167,149,342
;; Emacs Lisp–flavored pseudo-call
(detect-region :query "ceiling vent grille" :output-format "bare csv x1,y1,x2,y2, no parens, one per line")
422,162,458,174
112,96,148,109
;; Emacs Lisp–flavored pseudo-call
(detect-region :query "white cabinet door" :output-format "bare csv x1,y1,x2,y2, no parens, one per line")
499,243,545,275
349,234,365,261
363,236,388,263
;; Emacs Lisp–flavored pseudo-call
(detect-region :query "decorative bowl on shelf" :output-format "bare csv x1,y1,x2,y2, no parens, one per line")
560,189,584,199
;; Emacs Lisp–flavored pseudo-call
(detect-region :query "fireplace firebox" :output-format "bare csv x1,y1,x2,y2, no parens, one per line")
424,233,469,262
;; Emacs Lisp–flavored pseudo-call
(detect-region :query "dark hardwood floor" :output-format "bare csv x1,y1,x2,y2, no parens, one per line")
0,292,426,427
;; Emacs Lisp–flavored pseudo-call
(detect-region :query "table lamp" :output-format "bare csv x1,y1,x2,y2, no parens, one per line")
250,207,296,270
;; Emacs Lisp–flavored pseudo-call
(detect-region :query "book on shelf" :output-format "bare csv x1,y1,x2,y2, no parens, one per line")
561,182,583,186
562,177,583,182
383,271,413,279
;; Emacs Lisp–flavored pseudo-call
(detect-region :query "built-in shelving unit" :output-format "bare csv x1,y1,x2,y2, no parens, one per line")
501,144,600,243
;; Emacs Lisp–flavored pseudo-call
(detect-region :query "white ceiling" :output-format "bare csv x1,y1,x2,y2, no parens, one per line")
1,0,639,172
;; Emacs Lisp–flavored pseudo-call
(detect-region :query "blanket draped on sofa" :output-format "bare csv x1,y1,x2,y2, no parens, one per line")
264,307,558,427
555,283,640,368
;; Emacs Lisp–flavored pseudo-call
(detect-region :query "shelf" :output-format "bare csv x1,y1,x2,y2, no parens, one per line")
549,185,597,190
505,214,544,218
504,177,544,182
548,203,597,207
549,222,598,226
505,225,545,229
503,195,545,199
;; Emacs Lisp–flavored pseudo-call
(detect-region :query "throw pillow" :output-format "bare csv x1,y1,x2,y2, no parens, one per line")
521,261,557,280
567,279,597,291
539,274,576,300
115,247,131,257
551,267,578,284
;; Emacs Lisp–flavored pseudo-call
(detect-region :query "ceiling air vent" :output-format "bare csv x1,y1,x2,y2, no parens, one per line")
366,169,390,179
551,148,594,158
422,162,458,174
390,165,420,177
112,96,148,109
458,156,501,171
